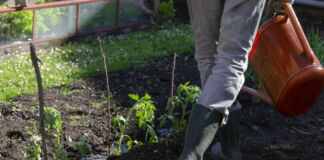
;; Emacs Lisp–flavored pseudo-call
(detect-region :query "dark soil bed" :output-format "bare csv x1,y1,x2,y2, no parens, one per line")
1,52,324,160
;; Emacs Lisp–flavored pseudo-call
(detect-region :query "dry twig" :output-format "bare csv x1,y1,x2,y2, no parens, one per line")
98,37,112,156
30,43,48,160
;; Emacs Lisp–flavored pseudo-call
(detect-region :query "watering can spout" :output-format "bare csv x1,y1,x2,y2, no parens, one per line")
243,2,324,116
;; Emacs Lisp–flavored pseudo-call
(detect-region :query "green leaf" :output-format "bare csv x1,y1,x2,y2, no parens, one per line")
136,110,143,117
143,93,151,100
128,94,139,101
126,140,133,150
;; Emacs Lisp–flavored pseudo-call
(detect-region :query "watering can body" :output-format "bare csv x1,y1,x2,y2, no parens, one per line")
246,3,324,116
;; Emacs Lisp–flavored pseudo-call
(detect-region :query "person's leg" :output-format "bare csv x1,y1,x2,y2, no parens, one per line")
210,102,242,160
218,108,242,159
187,0,224,89
180,1,224,160
179,104,223,160
198,0,266,118
197,0,266,159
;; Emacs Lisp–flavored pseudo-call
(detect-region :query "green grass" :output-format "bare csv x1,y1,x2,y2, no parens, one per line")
307,27,324,63
0,23,322,101
0,23,194,100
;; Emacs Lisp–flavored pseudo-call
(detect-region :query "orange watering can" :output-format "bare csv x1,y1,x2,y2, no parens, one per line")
242,2,324,116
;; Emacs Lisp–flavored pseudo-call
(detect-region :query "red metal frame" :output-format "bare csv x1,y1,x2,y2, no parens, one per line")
32,10,36,41
0,0,152,49
76,4,80,33
115,0,120,26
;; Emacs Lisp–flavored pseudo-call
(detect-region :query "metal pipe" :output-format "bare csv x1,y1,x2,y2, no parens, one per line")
0,21,152,50
76,4,80,33
32,10,36,41
241,86,273,105
115,0,120,27
0,0,113,13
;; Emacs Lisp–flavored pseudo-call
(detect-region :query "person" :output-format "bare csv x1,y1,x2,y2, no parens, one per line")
179,0,294,160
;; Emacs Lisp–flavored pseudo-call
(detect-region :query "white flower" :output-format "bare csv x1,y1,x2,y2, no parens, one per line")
31,135,41,142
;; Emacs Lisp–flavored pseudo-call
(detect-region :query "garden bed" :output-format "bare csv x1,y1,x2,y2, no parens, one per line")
1,52,324,160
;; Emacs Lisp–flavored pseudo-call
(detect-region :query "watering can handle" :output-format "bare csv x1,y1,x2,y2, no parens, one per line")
282,2,315,63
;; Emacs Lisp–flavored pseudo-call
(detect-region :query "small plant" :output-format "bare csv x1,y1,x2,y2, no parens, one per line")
112,115,140,156
69,120,79,127
59,86,70,95
158,0,175,22
25,144,41,160
44,107,64,160
159,82,201,132
129,93,158,143
24,134,42,160
307,26,324,64
111,93,157,155
71,137,93,157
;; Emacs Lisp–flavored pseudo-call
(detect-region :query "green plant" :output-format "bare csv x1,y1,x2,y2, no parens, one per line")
44,107,64,160
0,23,194,100
158,0,175,22
71,137,93,157
24,134,42,160
159,82,201,132
112,115,140,156
0,9,33,40
111,93,157,155
69,120,79,127
307,26,324,64
24,144,41,160
129,93,158,143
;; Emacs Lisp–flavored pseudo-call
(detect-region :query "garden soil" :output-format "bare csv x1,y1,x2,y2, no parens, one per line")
1,3,324,160
1,53,324,160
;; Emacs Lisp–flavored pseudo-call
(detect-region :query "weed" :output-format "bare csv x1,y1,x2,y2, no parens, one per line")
158,0,175,22
59,86,71,95
72,115,81,119
90,101,104,109
307,26,324,64
70,137,93,157
24,144,41,160
69,120,79,127
63,103,73,110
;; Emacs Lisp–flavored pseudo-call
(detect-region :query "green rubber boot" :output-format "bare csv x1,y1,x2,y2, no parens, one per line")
179,104,223,160
210,109,242,160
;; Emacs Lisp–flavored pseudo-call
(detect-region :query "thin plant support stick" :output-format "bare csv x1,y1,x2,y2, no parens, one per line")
166,53,176,147
166,53,176,113
98,36,112,156
30,43,48,160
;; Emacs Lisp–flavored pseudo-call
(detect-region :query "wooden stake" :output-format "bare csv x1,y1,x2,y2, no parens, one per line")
167,53,177,113
29,43,48,160
98,37,112,156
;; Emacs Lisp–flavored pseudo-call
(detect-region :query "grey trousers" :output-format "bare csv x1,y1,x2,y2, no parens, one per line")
187,0,265,119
